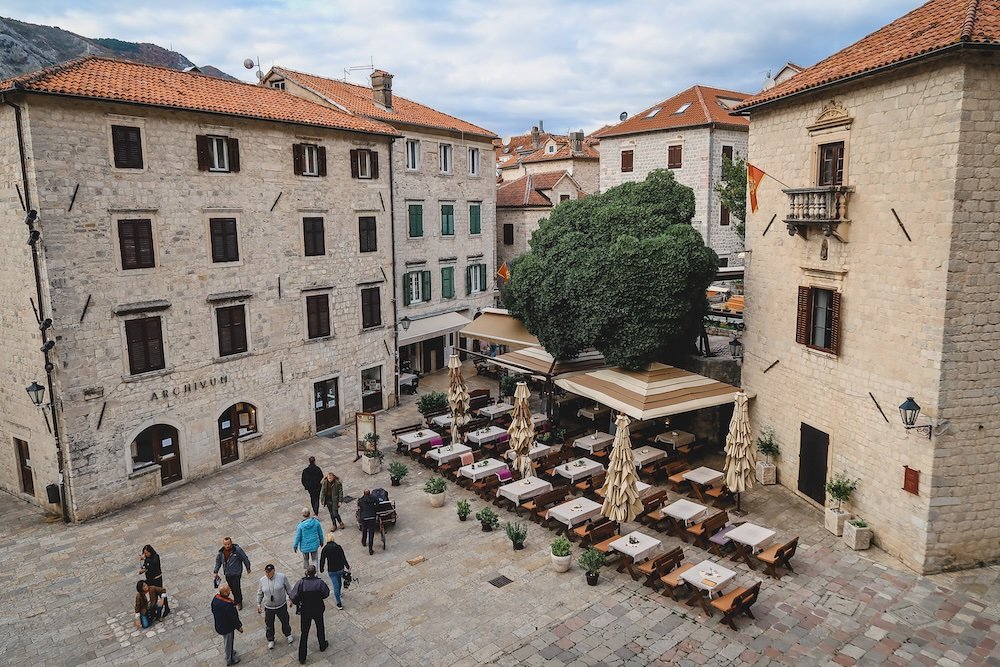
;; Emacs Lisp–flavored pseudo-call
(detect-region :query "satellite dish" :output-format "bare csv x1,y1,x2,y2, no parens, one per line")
256,70,264,80
243,58,255,70
619,112,628,121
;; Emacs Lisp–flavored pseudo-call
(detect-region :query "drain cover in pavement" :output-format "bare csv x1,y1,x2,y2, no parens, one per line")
819,592,861,616
888,604,936,628
489,575,513,588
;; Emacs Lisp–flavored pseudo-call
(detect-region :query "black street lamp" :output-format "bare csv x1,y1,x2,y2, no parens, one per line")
729,336,743,361
899,397,920,427
25,381,45,406
400,316,411,332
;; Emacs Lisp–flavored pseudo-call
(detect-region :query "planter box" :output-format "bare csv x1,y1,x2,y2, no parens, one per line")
825,507,849,536
551,554,572,573
361,456,382,475
755,461,776,485
427,492,445,508
843,521,873,550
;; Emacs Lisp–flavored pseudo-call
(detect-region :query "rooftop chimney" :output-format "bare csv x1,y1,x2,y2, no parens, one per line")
570,131,584,153
531,126,540,148
371,69,393,109
538,119,544,132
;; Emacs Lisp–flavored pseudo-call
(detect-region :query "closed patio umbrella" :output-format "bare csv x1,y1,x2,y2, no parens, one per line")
508,382,534,479
447,354,470,448
599,414,644,523
723,390,755,514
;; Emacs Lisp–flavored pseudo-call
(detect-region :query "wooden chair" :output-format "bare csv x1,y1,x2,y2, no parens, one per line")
666,460,692,493
756,537,798,579
520,487,569,523
592,525,623,560
577,472,606,497
577,519,618,548
392,423,423,453
657,555,694,601
687,511,729,550
473,475,501,500
636,490,668,526
710,581,761,630
706,484,736,508
571,517,612,545
636,547,681,588
468,388,491,411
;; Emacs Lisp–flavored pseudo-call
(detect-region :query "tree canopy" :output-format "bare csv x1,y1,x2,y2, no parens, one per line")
715,156,747,242
502,169,718,370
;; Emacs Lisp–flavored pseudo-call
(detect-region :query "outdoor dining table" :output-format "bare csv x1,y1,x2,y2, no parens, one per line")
466,426,508,445
398,372,418,387
427,443,472,465
546,497,602,532
683,466,725,487
655,430,696,449
431,413,454,428
497,476,553,512
577,405,611,422
608,531,662,580
397,430,438,451
663,498,708,526
726,522,776,569
595,480,653,500
459,458,509,481
631,446,666,468
573,431,614,453
504,442,552,461
555,458,605,483
530,413,549,428
478,402,514,418
680,560,738,616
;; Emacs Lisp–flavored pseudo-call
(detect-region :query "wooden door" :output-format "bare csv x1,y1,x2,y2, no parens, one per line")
314,379,341,431
798,423,829,505
14,438,34,496
218,406,240,465
155,425,183,485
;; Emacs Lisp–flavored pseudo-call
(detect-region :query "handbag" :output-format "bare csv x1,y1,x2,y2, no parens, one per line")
342,571,353,589
213,575,221,588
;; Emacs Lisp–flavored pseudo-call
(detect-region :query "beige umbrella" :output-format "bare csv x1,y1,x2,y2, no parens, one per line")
723,390,755,514
508,382,534,479
447,354,470,447
599,414,644,523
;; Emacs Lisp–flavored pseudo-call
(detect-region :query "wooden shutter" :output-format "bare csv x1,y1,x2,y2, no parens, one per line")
370,151,379,179
359,216,377,252
668,145,682,169
218,305,247,355
402,272,411,306
720,205,730,226
317,146,327,176
292,144,304,175
228,137,240,173
112,125,128,167
503,223,514,245
112,125,143,169
125,317,163,374
466,266,472,295
621,150,633,172
307,295,330,338
349,149,359,178
421,270,431,300
441,267,454,299
722,145,733,162
829,291,842,355
479,264,487,291
409,205,423,237
196,135,210,171
795,286,812,345
303,217,325,256
470,204,481,234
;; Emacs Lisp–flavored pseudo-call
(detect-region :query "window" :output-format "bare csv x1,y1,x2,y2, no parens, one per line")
197,135,240,173
408,203,423,238
547,145,556,154
209,218,239,263
303,217,325,256
292,143,327,177
441,204,455,236
468,147,480,176
217,305,248,356
646,107,662,118
441,266,455,299
469,203,481,235
674,102,691,114
361,287,382,328
306,295,331,339
118,218,155,269
350,148,378,179
668,145,682,169
721,205,730,226
125,316,164,374
406,140,420,170
466,263,487,294
358,216,377,253
503,223,514,246
722,145,733,163
560,194,571,202
439,143,453,173
270,80,285,90
111,125,143,169
818,142,844,186
403,270,431,305
795,286,841,355
621,150,634,173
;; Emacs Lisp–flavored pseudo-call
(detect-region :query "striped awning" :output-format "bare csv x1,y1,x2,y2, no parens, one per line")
554,362,749,420
488,347,607,378
459,308,539,349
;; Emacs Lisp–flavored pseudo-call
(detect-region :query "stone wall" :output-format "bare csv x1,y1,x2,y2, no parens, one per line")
496,177,584,267
522,157,598,194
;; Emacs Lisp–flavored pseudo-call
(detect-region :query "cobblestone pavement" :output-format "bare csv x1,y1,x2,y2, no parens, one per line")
1,363,998,666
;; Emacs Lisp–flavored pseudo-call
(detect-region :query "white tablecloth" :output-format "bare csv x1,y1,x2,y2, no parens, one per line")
577,406,610,421
399,373,418,387
467,426,507,444
459,458,509,481
505,442,552,461
478,402,513,418
531,413,548,427
555,458,605,482
655,430,695,448
547,497,602,527
573,432,613,453
397,430,437,450
681,560,737,597
683,466,725,486
608,531,662,562
427,444,472,465
726,523,776,552
497,477,553,503
631,447,666,468
431,413,454,428
663,498,707,524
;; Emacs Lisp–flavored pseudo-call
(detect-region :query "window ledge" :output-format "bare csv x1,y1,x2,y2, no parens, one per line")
238,432,262,443
305,335,336,345
215,351,252,363
129,463,161,480
361,325,385,333
803,345,838,359
122,367,175,383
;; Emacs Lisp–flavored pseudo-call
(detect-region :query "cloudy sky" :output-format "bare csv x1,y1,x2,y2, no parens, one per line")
5,0,923,138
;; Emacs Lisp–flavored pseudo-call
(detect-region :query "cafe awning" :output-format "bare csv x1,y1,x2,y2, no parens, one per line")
554,362,748,420
399,311,471,346
489,346,607,378
459,308,539,349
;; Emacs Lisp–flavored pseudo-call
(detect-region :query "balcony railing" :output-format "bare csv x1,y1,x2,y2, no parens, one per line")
783,186,852,238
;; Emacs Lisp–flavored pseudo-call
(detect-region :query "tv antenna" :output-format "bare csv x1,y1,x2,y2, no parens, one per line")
243,56,264,81
342,56,375,82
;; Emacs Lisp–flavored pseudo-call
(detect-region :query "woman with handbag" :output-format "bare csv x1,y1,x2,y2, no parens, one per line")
139,544,163,588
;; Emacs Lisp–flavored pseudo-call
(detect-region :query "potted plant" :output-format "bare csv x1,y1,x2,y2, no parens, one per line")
843,518,873,550
475,506,500,532
388,461,408,486
824,473,858,536
361,433,384,475
551,426,567,445
578,547,606,586
417,391,449,416
499,375,518,400
505,521,528,550
456,499,471,521
550,536,572,572
755,428,779,485
423,476,447,507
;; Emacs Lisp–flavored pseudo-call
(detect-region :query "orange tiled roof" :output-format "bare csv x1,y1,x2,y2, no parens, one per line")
592,85,750,139
520,142,599,164
497,171,581,208
502,131,567,155
0,56,399,136
269,66,496,138
738,0,1000,111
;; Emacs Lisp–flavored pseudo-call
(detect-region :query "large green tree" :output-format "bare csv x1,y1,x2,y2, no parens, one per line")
502,169,718,370
715,156,747,242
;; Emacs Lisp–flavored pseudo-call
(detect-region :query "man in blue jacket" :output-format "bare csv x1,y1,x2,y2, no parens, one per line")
211,583,244,666
292,508,324,570
213,537,251,609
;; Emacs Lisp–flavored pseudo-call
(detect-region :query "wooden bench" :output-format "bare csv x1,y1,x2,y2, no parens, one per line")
571,517,613,545
591,524,623,559
423,408,450,428
666,460,692,493
637,546,682,589
710,581,761,630
756,536,798,579
520,487,570,523
577,472,606,497
575,519,619,548
706,484,736,508
636,490,669,526
468,388,491,410
687,510,730,550
656,552,694,601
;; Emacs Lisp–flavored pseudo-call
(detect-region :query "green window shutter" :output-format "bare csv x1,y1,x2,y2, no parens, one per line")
441,204,454,235
421,270,432,300
479,263,487,291
470,204,481,234
466,266,472,295
442,267,454,299
408,204,423,237
402,272,411,306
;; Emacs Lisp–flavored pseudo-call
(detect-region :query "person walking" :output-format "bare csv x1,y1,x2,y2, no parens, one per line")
213,537,251,610
256,564,294,650
319,472,345,530
134,580,169,628
357,489,379,555
292,508,324,570
318,532,350,610
139,544,163,588
211,583,244,666
301,457,324,515
290,565,330,664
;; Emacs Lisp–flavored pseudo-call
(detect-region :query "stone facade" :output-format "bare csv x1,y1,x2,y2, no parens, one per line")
496,174,584,267
521,155,599,194
0,94,395,518
741,52,1000,573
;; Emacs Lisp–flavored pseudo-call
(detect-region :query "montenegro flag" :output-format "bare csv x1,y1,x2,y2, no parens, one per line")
497,260,511,282
747,163,765,214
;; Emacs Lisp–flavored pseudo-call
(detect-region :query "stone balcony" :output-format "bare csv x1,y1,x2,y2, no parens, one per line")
783,185,853,240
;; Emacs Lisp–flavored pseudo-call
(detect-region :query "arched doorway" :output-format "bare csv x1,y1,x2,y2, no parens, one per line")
130,424,182,485
218,402,257,465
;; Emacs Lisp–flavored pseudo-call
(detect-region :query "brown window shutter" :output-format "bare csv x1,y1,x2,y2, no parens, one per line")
317,146,327,176
722,145,733,162
349,149,359,178
371,151,379,179
196,135,210,171
228,137,240,173
292,143,304,175
795,286,812,345
829,291,842,355
621,150,633,172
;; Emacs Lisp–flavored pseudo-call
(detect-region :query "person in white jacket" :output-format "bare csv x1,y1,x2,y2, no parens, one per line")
256,564,294,650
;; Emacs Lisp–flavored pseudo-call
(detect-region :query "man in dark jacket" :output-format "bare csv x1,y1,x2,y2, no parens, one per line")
213,537,251,609
212,583,244,666
357,489,379,555
290,565,330,664
301,457,324,515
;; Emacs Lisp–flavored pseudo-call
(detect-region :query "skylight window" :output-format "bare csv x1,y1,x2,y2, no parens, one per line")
646,107,662,119
673,103,692,115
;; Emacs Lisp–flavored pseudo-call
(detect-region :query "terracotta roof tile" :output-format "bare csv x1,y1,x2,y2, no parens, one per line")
592,85,750,139
520,143,599,164
269,66,496,138
497,171,581,207
739,0,1000,110
0,56,398,136
501,131,567,155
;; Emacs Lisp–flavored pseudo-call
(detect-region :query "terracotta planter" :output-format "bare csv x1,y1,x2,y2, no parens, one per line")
755,460,776,485
585,571,600,586
843,521,873,550
390,477,401,487
427,492,445,508
825,507,849,536
551,554,572,573
361,456,382,475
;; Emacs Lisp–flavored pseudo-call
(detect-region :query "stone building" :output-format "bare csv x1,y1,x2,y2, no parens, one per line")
737,0,1000,573
593,85,750,266
263,67,497,376
498,130,599,193
496,171,586,266
0,57,398,519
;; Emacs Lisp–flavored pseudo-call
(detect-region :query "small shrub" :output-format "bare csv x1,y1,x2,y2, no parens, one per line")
499,375,519,398
475,506,500,529
849,518,869,529
756,428,779,462
456,499,471,518
551,536,571,557
505,521,528,544
825,473,858,510
417,392,449,415
423,476,447,495
577,547,606,574
388,461,408,479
